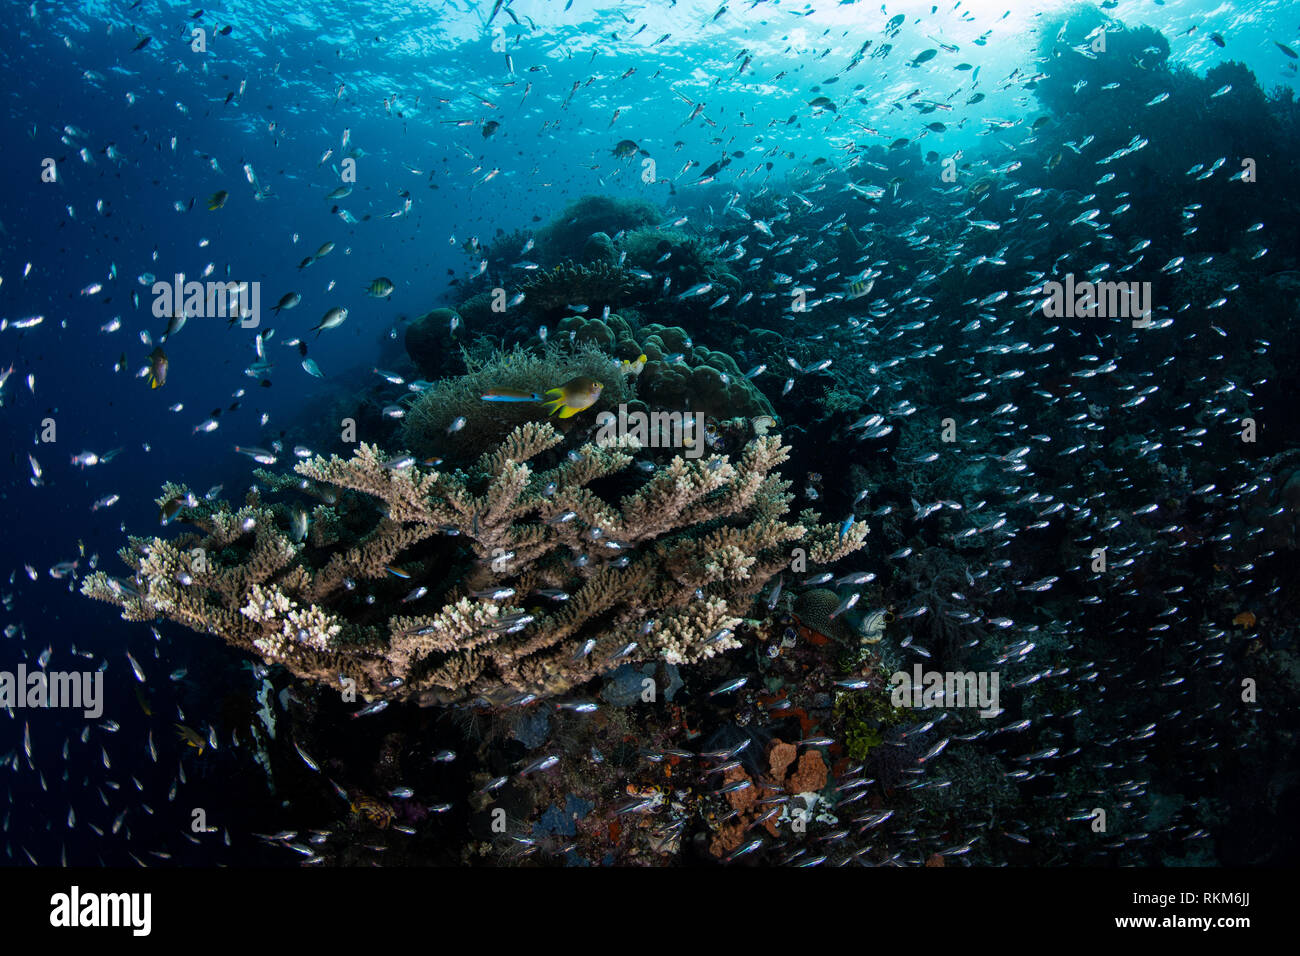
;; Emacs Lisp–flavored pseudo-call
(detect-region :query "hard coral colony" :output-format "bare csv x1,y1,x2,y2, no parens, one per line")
84,423,867,705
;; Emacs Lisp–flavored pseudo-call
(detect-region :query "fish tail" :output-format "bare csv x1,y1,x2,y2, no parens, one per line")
539,396,566,416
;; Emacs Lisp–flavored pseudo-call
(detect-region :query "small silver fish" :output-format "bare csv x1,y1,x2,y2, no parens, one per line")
518,754,559,775
766,575,784,610
294,740,320,771
350,700,389,718
828,593,859,619
555,700,598,713
125,650,146,682
708,676,748,697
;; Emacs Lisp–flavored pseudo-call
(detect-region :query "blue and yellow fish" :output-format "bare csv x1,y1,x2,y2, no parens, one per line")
481,377,604,419
539,377,603,418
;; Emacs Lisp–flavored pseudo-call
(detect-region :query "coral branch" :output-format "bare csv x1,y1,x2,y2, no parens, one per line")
82,425,868,705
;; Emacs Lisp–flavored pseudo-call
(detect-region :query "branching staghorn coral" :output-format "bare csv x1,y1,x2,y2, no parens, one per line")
82,425,868,705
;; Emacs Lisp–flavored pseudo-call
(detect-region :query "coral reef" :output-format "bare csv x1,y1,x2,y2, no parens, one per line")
636,340,775,421
552,315,777,421
484,228,536,274
792,588,859,645
404,307,464,378
620,226,739,296
398,344,631,463
555,312,637,351
83,424,868,707
580,231,617,267
535,195,661,265
453,290,498,330
517,261,648,315
52,0,1300,871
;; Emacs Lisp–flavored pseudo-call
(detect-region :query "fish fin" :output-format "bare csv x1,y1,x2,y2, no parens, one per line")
543,387,564,399
556,405,580,419
539,397,565,415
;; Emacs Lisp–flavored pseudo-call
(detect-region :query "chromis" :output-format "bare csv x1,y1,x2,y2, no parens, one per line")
272,292,301,314
311,307,347,336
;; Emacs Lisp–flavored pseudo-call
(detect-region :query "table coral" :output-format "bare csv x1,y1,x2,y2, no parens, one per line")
83,423,868,706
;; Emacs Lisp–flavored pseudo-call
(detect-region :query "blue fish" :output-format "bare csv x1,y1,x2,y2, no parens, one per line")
481,388,542,403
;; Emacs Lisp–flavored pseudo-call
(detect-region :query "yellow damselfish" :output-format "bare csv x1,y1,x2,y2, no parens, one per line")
540,377,603,419
175,723,206,755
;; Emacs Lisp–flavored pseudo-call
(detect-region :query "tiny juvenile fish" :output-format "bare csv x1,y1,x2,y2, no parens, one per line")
518,754,559,775
828,593,859,619
708,676,748,696
126,651,146,683
350,700,389,718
